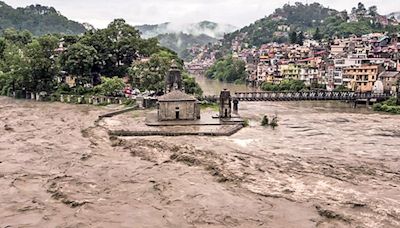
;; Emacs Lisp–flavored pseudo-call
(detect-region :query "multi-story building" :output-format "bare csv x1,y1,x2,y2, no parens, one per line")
333,54,370,87
330,39,349,56
378,71,400,94
299,67,319,86
279,63,300,80
343,64,383,92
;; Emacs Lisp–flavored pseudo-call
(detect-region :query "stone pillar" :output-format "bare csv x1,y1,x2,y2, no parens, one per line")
219,89,232,119
107,98,112,104
119,99,123,105
352,101,357,109
136,96,144,109
93,97,98,105
397,92,400,106
31,92,36,100
77,96,82,104
397,82,400,106
233,99,239,115
60,94,64,103
67,95,71,103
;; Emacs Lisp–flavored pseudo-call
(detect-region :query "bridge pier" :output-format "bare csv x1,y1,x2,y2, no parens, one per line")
233,99,239,115
352,101,357,108
397,92,400,106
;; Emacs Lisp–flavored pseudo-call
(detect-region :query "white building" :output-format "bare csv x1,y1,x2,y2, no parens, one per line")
333,54,369,87
299,67,319,86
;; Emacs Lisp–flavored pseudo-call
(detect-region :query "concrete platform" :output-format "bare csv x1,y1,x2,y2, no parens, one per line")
145,111,244,126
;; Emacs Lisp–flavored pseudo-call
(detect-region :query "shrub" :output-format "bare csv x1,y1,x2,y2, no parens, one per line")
261,115,269,126
261,79,307,92
243,119,250,127
373,98,400,114
270,116,279,129
93,76,126,96
123,99,136,107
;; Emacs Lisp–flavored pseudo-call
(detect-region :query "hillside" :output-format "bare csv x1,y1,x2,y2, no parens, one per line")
136,21,236,59
222,2,400,48
0,1,86,35
387,12,400,21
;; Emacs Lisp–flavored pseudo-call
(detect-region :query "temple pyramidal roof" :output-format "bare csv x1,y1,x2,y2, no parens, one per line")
158,90,197,102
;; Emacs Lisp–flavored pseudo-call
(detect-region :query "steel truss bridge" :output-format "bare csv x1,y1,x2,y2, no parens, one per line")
233,91,391,102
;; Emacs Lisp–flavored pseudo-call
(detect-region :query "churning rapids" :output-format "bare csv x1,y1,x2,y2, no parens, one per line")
0,78,400,227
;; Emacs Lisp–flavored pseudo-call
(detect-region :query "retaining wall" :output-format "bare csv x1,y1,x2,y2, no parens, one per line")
109,124,243,137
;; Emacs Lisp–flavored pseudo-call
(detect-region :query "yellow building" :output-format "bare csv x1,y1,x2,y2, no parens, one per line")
343,64,383,92
279,64,300,80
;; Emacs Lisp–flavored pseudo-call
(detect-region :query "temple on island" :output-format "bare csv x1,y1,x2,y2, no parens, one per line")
157,63,200,121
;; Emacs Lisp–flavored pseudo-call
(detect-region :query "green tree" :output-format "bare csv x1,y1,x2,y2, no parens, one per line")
289,31,297,44
0,38,6,60
206,56,247,83
0,43,30,94
183,73,203,96
81,19,143,76
129,50,202,95
261,79,306,92
60,43,98,85
129,51,179,93
93,76,126,96
2,29,32,46
296,31,305,45
368,6,378,17
357,2,366,15
313,27,322,41
25,35,59,92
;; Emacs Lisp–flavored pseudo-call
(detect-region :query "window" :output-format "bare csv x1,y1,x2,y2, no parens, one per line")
175,107,180,120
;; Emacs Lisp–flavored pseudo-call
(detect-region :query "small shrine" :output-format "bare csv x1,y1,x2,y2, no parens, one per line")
157,63,200,121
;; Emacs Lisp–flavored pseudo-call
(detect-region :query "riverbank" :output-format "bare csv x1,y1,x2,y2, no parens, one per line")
1,97,399,227
373,98,400,114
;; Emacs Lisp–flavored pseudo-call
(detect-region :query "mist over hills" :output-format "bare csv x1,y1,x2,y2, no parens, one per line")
136,21,237,59
136,21,237,39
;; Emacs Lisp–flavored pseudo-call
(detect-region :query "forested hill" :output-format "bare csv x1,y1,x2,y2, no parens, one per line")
222,2,400,48
0,1,86,35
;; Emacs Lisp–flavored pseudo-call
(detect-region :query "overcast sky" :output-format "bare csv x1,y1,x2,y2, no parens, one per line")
5,0,400,28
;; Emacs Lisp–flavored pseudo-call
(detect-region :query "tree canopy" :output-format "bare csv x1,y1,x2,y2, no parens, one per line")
129,50,203,95
205,56,248,84
0,19,202,96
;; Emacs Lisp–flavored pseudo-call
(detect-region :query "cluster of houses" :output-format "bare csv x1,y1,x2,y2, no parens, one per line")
187,33,400,94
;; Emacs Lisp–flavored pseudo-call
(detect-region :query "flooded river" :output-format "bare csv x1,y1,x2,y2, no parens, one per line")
194,74,258,96
1,92,400,227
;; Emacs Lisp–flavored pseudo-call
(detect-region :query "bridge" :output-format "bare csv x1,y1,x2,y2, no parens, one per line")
233,91,391,102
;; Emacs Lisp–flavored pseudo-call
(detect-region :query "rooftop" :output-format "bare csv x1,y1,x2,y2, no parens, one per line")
379,71,400,78
158,90,197,102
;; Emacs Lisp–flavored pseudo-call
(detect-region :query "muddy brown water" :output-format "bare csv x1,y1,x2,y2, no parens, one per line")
194,74,259,96
0,96,400,227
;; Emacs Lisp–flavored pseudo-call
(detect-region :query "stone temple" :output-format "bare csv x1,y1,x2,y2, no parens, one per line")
157,63,200,121
164,62,183,93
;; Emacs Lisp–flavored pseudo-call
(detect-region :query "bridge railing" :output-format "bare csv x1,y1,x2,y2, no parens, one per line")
233,91,390,101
